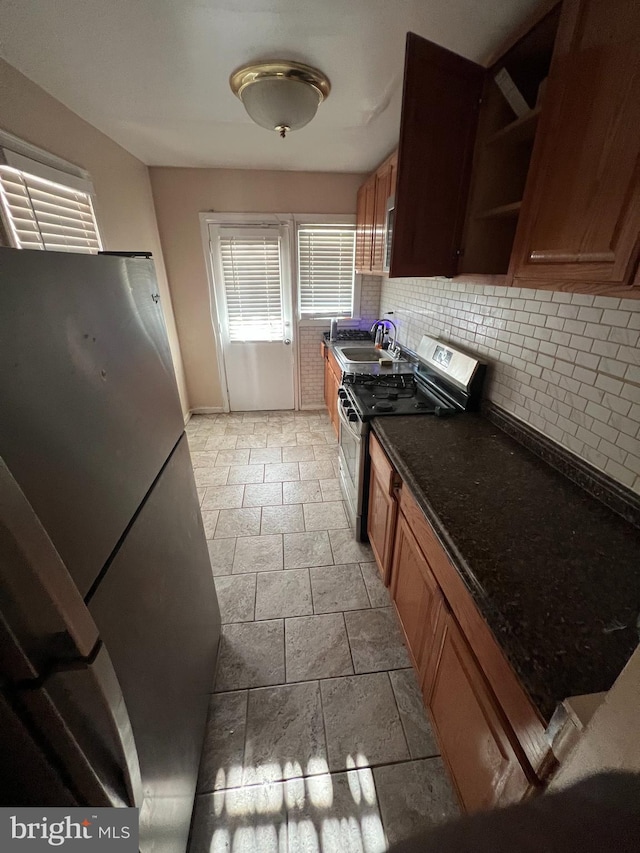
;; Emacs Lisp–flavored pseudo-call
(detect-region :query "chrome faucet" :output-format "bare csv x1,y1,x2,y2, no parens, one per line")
370,319,401,358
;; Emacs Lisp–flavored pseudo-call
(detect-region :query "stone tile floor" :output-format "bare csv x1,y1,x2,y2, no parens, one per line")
186,411,459,853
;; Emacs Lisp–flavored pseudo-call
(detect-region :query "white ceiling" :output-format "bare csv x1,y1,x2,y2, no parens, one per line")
0,0,541,172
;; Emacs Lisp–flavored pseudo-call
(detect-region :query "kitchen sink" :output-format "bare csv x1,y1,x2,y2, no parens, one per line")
335,345,406,363
338,347,388,361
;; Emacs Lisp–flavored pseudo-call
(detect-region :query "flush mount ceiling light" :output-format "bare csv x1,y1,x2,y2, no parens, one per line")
230,60,331,138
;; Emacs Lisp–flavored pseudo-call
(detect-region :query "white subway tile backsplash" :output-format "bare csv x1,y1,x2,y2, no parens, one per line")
377,274,640,491
604,459,635,487
608,327,640,345
591,340,619,358
625,364,640,384
602,309,630,327
585,401,611,423
577,307,603,323
618,345,640,365
626,453,640,476
599,358,628,378
576,426,600,450
584,322,610,341
563,319,587,335
557,304,579,319
595,374,624,395
575,351,600,370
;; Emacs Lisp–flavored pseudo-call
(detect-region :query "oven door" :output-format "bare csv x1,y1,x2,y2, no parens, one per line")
337,402,366,540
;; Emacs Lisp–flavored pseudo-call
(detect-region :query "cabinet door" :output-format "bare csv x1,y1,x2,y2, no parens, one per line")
390,33,484,278
324,349,341,436
355,176,376,273
430,611,530,812
355,184,368,272
323,349,331,411
367,461,397,583
372,160,392,273
509,0,640,290
390,511,444,682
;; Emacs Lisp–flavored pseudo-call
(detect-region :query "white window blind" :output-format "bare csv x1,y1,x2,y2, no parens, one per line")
298,225,356,317
0,166,101,253
219,231,284,342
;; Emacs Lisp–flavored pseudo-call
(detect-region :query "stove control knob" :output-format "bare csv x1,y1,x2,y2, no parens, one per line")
341,398,351,409
338,389,348,400
348,412,359,422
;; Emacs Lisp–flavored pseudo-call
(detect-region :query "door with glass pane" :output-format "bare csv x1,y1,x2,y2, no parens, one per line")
209,224,294,411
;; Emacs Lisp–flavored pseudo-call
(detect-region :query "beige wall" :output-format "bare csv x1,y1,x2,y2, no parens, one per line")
551,645,640,786
149,167,364,410
0,57,188,414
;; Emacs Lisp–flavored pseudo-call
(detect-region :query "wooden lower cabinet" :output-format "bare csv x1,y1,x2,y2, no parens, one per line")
322,345,341,436
429,610,531,812
367,433,399,583
369,432,550,812
390,510,444,684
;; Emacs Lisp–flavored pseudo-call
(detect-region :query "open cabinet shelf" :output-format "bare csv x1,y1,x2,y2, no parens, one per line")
457,4,561,276
486,107,541,147
477,201,522,219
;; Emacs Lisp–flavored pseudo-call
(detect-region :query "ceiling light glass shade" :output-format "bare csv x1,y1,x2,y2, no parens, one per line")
230,61,331,136
241,77,320,132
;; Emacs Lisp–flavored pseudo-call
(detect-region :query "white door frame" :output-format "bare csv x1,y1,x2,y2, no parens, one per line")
200,212,299,412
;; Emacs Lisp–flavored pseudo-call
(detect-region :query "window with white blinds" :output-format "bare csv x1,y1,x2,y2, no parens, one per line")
219,231,284,341
297,225,356,317
0,166,101,253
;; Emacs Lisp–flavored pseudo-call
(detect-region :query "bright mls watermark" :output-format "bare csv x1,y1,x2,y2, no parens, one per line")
1,808,138,850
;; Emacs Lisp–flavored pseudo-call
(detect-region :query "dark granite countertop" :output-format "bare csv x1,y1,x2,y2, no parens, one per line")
372,413,640,722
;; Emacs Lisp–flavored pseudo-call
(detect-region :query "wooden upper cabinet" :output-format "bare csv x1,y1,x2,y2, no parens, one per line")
371,159,392,273
509,0,640,292
355,175,376,273
390,32,484,278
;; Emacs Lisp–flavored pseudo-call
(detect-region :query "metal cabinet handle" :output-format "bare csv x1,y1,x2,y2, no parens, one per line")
284,338,291,345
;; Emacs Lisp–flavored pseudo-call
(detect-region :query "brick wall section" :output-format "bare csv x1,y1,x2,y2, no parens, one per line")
297,275,383,408
299,325,328,408
378,276,640,494
360,275,383,326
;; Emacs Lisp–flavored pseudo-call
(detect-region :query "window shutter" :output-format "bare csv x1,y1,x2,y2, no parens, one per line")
219,232,284,342
0,167,101,253
298,225,356,317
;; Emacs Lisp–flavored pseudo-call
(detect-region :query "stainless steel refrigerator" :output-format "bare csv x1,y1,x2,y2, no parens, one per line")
0,248,221,852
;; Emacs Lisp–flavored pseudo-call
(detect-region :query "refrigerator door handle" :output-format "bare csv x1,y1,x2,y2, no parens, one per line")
0,459,99,678
91,644,144,808
20,645,143,809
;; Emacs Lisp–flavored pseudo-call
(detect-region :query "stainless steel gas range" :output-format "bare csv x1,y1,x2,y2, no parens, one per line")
337,335,486,540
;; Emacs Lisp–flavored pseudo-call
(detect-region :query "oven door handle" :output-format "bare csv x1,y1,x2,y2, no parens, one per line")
337,398,362,439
